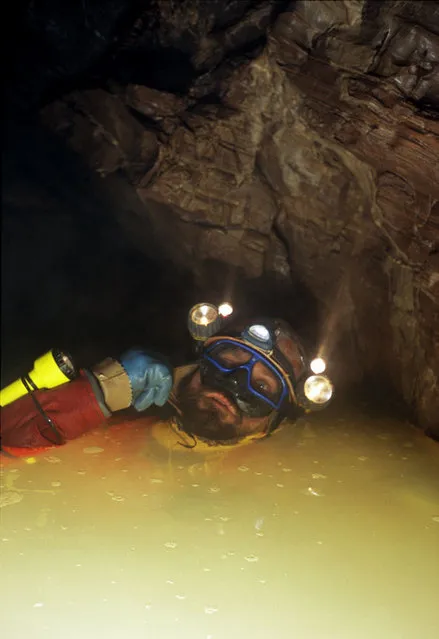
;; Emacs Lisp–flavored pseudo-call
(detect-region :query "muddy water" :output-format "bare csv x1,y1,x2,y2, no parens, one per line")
1,407,438,639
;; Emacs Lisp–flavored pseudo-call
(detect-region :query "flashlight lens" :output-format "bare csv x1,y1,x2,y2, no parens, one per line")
310,357,326,374
218,303,233,318
304,375,333,404
248,324,270,342
190,303,218,326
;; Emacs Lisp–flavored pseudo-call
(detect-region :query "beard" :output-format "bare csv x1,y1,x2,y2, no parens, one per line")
176,374,244,443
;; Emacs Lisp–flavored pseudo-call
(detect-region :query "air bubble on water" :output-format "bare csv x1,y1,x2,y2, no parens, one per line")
176,594,186,600
245,555,259,563
254,471,263,476
150,478,163,484
83,447,104,454
282,468,292,472
33,602,44,608
77,470,86,475
192,484,200,488
51,481,61,487
276,483,284,488
432,517,439,523
357,456,368,462
166,579,174,584
304,487,324,497
111,495,125,502
219,516,230,522
312,473,327,479
238,465,249,472
209,486,220,493
165,542,177,549
204,606,218,614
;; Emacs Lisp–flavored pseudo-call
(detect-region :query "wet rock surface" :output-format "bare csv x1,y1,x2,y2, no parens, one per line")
3,1,439,436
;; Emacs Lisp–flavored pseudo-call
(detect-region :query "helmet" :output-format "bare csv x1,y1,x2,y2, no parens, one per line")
199,317,308,421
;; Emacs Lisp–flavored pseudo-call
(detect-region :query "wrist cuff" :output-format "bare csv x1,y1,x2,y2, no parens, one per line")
91,358,133,413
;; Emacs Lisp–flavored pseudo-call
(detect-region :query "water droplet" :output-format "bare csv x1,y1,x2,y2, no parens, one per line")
150,478,163,484
245,555,259,563
238,465,249,472
44,456,61,464
164,542,177,549
311,473,327,479
176,594,186,600
432,517,439,523
83,446,104,454
33,602,44,608
276,483,284,488
209,486,220,493
51,481,61,487
282,468,292,472
111,495,125,502
204,606,218,614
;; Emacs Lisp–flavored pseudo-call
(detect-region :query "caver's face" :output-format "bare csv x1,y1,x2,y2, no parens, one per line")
176,342,291,443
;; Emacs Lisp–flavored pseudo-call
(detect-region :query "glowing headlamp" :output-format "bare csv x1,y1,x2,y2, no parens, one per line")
218,303,233,318
310,357,326,374
303,374,333,405
188,301,234,341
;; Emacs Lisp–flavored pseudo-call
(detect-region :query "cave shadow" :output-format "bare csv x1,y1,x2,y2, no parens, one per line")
1,117,198,383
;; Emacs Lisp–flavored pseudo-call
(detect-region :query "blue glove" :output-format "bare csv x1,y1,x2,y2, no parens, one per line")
119,349,173,412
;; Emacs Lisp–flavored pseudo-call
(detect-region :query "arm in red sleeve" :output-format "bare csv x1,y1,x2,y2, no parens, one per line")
0,372,107,450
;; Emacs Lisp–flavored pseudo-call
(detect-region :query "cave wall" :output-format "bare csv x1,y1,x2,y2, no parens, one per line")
5,0,439,435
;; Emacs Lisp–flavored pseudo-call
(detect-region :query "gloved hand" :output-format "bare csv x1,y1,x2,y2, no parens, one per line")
90,349,173,414
119,349,173,412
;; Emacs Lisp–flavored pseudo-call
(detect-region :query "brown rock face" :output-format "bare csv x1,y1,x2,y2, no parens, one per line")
26,1,439,435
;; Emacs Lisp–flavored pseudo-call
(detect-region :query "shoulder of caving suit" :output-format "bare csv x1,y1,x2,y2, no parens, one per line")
0,371,110,459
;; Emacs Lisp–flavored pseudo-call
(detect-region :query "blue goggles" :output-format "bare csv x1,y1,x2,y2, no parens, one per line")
201,339,290,417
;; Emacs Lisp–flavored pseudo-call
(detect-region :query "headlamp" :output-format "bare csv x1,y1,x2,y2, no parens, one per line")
188,301,234,342
218,303,233,318
242,324,273,351
303,374,333,405
310,357,326,374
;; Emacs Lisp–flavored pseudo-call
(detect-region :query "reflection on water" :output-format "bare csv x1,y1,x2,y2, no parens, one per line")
1,407,439,639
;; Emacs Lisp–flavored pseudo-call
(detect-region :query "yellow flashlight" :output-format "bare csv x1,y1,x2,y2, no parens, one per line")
0,348,77,408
